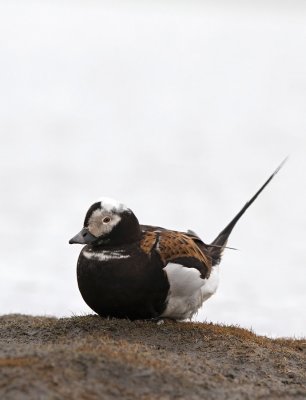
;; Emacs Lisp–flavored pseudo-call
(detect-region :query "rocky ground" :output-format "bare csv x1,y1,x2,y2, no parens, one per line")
0,314,305,399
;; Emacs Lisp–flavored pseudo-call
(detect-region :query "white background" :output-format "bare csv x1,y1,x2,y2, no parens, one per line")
0,0,305,337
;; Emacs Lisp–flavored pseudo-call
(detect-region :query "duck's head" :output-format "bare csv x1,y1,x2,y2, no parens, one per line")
69,197,141,246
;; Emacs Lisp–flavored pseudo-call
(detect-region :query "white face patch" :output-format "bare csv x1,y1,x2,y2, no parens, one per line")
83,249,130,262
87,208,121,238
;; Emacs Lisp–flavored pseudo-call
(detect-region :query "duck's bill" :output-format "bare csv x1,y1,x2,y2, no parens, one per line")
69,228,97,245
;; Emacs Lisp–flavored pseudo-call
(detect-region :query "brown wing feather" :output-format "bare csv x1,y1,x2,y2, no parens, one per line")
140,229,212,279
140,231,158,254
158,231,210,266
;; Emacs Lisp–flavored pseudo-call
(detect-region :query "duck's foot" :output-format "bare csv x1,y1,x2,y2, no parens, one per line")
159,317,178,324
141,316,177,324
142,317,178,325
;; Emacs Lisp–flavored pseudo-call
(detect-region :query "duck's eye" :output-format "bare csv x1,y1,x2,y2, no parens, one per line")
102,216,111,224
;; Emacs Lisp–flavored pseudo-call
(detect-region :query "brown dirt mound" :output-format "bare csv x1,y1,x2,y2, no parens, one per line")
0,314,305,399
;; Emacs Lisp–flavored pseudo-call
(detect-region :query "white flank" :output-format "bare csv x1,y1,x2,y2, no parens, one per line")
200,265,219,302
161,263,219,320
83,250,130,262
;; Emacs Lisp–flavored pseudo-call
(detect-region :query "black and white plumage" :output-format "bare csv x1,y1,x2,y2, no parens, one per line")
69,160,286,320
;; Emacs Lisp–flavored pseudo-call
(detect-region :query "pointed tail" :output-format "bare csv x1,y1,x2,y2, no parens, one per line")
208,158,288,265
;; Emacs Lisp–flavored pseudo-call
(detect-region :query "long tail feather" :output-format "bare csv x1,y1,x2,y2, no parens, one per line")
208,157,287,265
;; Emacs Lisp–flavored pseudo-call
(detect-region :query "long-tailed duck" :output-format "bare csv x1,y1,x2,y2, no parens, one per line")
69,160,286,320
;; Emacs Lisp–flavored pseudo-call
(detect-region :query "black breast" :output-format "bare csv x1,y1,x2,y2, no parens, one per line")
77,244,169,319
